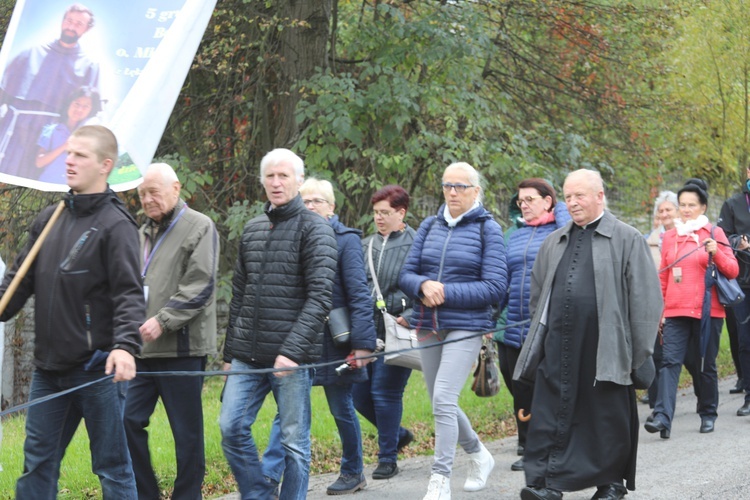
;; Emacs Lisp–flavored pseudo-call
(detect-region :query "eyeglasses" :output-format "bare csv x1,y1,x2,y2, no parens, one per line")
441,182,473,193
373,209,396,217
303,198,329,206
516,195,543,207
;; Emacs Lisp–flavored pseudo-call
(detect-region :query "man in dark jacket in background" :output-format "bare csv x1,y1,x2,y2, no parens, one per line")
718,167,750,416
0,125,144,498
124,162,219,499
219,148,337,500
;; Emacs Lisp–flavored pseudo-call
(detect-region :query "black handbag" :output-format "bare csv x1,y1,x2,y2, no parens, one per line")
471,339,501,397
708,227,745,307
327,307,351,348
713,265,745,306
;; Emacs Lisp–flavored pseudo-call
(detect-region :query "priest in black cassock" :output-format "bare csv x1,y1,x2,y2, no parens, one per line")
513,169,663,500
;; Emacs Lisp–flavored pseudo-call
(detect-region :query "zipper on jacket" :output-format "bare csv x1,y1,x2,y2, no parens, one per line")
433,226,454,331
45,214,76,366
85,303,92,351
252,225,272,362
518,227,537,338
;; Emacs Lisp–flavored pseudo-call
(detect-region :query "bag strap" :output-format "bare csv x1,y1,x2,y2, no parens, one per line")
367,237,387,313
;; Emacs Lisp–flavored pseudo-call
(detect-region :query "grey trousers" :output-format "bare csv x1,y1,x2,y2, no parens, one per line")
420,329,484,477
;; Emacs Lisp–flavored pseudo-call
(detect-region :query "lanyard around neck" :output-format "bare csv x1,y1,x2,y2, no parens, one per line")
142,204,187,278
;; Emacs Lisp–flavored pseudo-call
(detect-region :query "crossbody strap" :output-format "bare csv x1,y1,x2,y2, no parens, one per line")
367,237,387,312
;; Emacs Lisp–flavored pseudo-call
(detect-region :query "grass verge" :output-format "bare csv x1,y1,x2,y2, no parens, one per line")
0,330,736,498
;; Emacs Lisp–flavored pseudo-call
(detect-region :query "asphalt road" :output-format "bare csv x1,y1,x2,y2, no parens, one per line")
216,377,749,499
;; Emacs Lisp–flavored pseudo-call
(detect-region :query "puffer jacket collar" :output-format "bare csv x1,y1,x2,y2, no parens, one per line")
435,202,493,226
264,194,305,224
330,214,362,237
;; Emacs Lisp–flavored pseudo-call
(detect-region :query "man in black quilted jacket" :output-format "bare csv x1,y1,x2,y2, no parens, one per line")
219,148,337,500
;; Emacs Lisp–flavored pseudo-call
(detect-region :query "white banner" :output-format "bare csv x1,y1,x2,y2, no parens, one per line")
0,0,217,192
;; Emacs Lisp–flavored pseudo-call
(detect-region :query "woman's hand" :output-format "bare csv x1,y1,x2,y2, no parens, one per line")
703,237,718,256
420,280,445,307
352,349,374,368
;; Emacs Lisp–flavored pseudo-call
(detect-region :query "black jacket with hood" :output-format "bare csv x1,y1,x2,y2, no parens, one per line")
0,189,144,370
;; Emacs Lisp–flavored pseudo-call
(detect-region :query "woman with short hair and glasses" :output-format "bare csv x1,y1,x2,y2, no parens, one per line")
400,162,507,499
500,178,569,473
352,184,417,481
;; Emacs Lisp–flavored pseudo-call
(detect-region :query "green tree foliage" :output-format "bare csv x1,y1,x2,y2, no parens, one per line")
654,0,750,193
485,0,676,218
0,1,682,271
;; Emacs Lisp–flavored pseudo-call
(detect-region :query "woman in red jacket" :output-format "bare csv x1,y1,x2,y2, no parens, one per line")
646,178,738,438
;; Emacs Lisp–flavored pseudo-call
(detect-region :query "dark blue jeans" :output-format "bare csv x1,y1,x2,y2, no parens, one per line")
653,316,722,429
264,383,364,480
351,357,412,463
17,367,136,499
220,359,312,500
124,356,206,500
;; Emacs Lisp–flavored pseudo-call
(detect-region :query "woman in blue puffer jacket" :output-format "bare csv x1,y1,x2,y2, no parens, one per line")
500,178,569,473
400,162,507,499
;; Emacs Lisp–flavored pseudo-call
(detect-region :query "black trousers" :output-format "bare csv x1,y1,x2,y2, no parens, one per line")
496,342,533,448
124,356,207,500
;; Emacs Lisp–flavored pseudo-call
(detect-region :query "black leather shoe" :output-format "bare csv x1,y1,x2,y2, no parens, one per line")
397,428,414,451
644,419,670,439
372,461,398,479
737,401,750,416
699,418,715,433
645,413,654,423
644,419,665,433
730,378,744,394
517,444,525,456
520,486,563,500
511,458,524,471
591,483,627,500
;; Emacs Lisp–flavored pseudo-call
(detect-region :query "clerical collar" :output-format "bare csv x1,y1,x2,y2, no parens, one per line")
578,212,604,230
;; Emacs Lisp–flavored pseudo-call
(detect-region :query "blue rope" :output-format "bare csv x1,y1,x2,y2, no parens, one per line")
0,320,529,418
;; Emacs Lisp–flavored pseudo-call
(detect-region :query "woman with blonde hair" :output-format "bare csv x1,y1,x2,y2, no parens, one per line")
400,162,507,499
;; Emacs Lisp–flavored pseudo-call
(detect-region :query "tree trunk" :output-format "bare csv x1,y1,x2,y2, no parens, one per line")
274,0,332,147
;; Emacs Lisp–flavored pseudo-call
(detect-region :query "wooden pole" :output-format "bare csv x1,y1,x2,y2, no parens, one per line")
0,200,65,317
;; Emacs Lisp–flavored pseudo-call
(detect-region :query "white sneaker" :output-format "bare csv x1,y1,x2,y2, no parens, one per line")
423,473,451,500
463,442,495,491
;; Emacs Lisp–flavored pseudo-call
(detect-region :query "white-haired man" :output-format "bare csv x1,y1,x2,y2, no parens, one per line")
514,169,662,500
124,163,219,499
220,148,337,499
